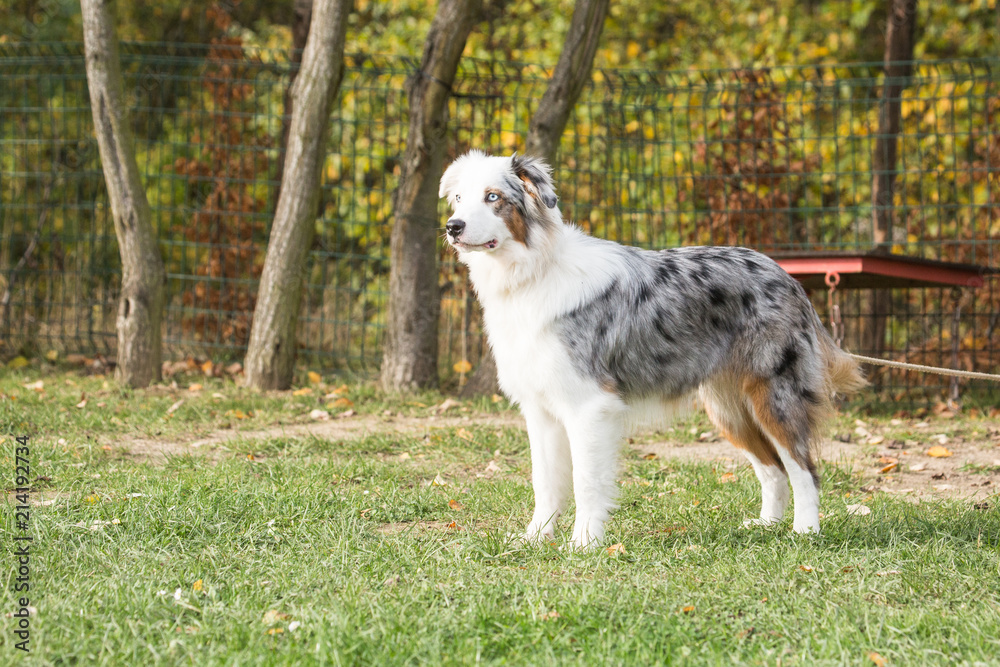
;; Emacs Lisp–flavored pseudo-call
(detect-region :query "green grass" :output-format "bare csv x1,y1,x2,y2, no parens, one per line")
1,367,999,665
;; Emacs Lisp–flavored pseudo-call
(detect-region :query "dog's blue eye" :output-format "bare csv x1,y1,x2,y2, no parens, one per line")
455,195,461,203
486,192,499,202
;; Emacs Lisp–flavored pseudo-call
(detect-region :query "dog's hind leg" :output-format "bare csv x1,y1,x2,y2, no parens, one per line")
701,381,789,526
743,377,821,534
522,404,573,541
562,396,626,549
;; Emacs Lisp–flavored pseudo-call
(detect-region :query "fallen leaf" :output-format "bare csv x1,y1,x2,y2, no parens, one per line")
307,371,322,384
491,394,504,403
453,359,473,374
200,360,213,376
446,521,462,530
643,453,658,460
456,428,475,441
166,399,184,415
868,652,887,667
680,605,695,614
606,543,626,555
292,387,313,396
266,628,284,635
192,579,203,592
926,446,952,458
398,452,411,461
448,499,464,511
846,504,871,516
224,362,243,375
328,397,353,408
481,461,502,478
45,350,59,361
718,472,737,483
868,435,886,445
909,462,927,472
336,409,356,419
879,462,898,474
262,610,291,625
799,565,814,572
434,398,461,413
875,570,901,577
932,484,955,491
76,398,88,409
432,473,448,486
541,610,560,621
23,380,44,391
309,409,331,421
877,456,898,465
188,383,203,392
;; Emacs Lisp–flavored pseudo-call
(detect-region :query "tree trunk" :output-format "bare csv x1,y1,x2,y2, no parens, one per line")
82,0,166,388
380,0,482,392
460,0,609,397
863,0,916,368
273,0,314,209
243,0,352,390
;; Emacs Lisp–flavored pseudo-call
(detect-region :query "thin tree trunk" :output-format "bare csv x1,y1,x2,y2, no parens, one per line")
273,0,314,209
380,0,482,392
243,0,352,390
460,0,609,397
81,0,166,387
864,0,916,368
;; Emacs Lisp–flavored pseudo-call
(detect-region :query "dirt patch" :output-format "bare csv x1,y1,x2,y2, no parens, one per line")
635,427,1000,503
115,410,999,504
117,412,524,464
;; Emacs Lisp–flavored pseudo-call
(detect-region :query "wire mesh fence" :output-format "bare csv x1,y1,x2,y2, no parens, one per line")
1,42,998,399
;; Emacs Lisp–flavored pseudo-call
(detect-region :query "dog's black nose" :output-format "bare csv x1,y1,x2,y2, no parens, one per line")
445,219,466,238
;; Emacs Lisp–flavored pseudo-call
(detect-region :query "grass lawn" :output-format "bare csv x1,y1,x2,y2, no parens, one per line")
1,365,999,665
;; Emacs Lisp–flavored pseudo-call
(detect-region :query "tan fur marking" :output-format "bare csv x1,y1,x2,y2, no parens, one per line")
486,187,528,245
703,398,783,469
743,377,813,471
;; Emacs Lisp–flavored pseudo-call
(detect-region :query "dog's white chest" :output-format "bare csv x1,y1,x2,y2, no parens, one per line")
481,296,566,403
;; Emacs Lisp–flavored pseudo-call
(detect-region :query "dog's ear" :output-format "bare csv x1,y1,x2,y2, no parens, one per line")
439,159,461,200
511,153,558,208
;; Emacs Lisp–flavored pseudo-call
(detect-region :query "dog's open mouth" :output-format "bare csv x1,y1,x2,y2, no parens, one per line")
453,239,498,251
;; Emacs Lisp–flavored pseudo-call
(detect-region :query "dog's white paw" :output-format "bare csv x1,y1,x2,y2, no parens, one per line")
742,517,782,528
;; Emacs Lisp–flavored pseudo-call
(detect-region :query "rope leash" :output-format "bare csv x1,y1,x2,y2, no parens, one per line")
849,353,1000,382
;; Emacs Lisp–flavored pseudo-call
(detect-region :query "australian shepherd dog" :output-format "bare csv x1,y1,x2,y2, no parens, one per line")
440,151,865,549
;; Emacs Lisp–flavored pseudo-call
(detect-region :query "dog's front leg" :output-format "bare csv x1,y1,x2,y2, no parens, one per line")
564,399,625,549
522,404,572,541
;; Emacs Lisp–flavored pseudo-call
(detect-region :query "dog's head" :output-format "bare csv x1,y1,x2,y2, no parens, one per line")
439,151,558,253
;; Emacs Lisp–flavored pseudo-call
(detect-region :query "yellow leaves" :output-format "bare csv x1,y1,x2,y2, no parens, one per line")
625,40,641,60
292,387,313,396
491,394,504,403
642,453,658,460
200,360,213,376
799,565,814,573
8,356,29,369
448,499,464,511
45,350,59,361
679,605,695,614
431,473,448,487
307,371,322,384
927,445,953,458
718,472,737,484
868,652,887,667
192,579,203,592
606,543,626,556
328,397,353,409
453,359,473,374
456,428,475,442
188,383,203,392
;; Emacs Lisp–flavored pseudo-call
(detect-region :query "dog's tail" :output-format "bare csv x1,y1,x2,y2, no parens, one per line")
813,313,867,399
